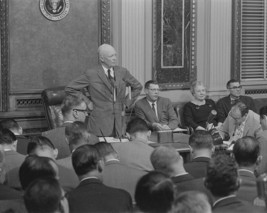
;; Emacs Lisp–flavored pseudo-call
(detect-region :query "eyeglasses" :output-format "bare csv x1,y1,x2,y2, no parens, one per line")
229,86,242,90
148,88,160,92
73,109,88,114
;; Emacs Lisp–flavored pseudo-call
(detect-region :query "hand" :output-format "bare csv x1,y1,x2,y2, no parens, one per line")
161,124,171,130
152,123,164,131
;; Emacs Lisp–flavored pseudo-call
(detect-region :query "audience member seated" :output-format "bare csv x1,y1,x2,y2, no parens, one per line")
42,95,90,159
0,129,25,173
67,144,132,213
169,191,212,213
216,79,256,126
94,142,147,201
111,117,154,171
218,101,262,143
233,136,260,203
135,171,174,213
57,121,99,170
0,150,21,200
0,118,30,155
134,80,178,131
184,130,214,178
24,177,69,213
205,154,264,213
256,106,267,175
150,146,211,200
183,81,217,131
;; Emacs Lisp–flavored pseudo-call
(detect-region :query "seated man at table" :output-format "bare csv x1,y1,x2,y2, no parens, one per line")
216,79,255,126
134,80,178,131
218,101,262,143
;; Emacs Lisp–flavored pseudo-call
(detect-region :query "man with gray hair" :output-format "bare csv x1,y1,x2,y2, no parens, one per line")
66,44,142,137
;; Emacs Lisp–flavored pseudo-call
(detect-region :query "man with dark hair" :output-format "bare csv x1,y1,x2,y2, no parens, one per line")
95,142,147,200
42,95,93,159
218,101,262,142
150,146,211,200
205,154,264,213
233,136,261,203
111,117,154,171
184,130,214,178
257,106,267,174
135,171,175,213
135,80,178,131
24,177,69,213
0,129,25,173
67,144,132,213
216,79,255,126
0,118,30,155
57,121,99,170
169,191,212,213
66,44,142,137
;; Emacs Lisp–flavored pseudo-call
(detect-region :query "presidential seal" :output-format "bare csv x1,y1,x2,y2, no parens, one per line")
40,0,70,21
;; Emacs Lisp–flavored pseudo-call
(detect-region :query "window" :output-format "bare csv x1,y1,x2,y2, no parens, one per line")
232,0,267,84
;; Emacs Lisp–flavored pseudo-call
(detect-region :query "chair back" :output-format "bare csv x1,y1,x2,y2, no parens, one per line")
41,86,66,130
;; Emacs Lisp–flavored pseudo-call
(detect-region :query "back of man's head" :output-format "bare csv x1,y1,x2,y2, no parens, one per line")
19,155,58,190
94,142,117,161
170,191,212,213
0,119,22,135
205,154,239,197
65,121,99,151
150,146,183,176
189,130,214,150
72,144,101,178
24,177,68,213
135,171,174,213
233,136,260,167
27,136,58,160
126,117,149,136
61,95,83,117
231,101,249,117
0,128,17,145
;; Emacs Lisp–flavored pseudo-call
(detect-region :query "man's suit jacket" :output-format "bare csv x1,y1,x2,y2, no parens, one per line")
237,170,257,204
42,126,70,159
65,65,142,137
218,110,262,140
184,157,210,178
102,160,147,201
213,196,265,213
135,96,178,130
16,135,30,155
216,95,256,123
0,184,22,200
57,155,72,170
67,178,132,213
111,139,154,171
256,130,267,175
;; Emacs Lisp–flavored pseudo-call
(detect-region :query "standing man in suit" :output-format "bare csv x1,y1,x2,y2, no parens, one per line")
216,79,255,126
135,80,178,131
184,130,214,178
218,102,262,143
65,44,142,137
233,136,261,204
67,144,132,213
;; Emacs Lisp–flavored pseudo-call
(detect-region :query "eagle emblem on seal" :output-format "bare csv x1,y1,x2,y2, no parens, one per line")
40,0,70,21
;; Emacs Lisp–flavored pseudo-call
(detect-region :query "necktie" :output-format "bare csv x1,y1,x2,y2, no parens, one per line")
107,69,112,80
152,103,156,113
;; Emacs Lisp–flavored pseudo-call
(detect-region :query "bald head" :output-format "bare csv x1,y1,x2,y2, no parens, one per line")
98,44,117,68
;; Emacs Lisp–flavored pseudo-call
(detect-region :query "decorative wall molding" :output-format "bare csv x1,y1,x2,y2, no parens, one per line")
100,0,111,44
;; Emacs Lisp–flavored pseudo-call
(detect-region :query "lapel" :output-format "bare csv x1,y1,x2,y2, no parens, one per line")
97,66,113,93
143,99,159,122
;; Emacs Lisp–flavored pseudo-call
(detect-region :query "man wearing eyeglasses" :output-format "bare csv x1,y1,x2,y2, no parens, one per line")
134,80,178,131
216,79,255,127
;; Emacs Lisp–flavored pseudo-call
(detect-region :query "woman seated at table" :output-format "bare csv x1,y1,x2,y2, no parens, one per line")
183,81,217,131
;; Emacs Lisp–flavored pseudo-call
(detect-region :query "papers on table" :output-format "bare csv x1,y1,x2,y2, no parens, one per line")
98,137,129,143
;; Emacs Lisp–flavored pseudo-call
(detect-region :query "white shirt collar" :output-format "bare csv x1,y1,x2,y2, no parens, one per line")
213,195,236,207
102,65,114,78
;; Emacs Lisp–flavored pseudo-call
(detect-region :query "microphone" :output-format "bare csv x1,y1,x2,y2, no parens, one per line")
99,128,107,143
207,110,217,124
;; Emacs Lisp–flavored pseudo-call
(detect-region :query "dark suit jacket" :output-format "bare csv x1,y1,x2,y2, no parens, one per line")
16,135,30,155
213,196,265,213
111,140,154,171
237,170,257,204
0,184,22,200
102,160,147,201
42,126,70,159
135,96,178,130
65,65,142,137
67,178,132,213
4,150,25,174
216,95,256,123
184,157,210,178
